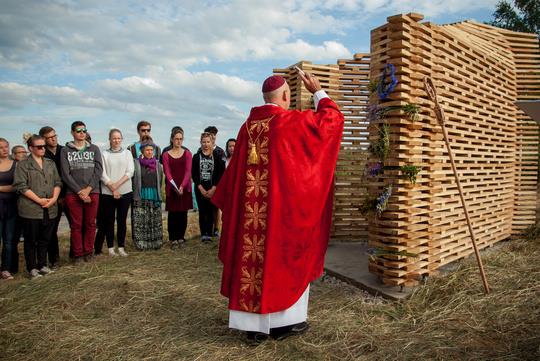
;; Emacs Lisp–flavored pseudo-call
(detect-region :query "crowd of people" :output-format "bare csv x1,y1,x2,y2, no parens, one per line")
0,120,236,280
2,72,342,344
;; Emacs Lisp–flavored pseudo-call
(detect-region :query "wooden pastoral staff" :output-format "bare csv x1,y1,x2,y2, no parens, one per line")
424,77,490,295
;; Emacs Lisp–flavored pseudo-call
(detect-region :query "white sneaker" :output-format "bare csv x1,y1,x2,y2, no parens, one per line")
39,266,54,275
30,269,42,279
118,247,128,257
108,248,117,256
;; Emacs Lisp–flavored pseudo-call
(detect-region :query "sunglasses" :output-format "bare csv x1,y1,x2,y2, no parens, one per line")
45,134,57,140
140,128,151,133
32,145,46,150
75,128,87,134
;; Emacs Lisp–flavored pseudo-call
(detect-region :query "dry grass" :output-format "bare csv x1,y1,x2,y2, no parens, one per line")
0,214,539,360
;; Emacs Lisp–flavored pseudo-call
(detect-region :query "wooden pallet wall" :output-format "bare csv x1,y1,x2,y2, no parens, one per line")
497,25,540,232
333,54,371,240
367,14,539,286
274,58,371,241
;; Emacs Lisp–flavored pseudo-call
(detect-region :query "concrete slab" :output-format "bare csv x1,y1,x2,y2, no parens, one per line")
324,242,413,300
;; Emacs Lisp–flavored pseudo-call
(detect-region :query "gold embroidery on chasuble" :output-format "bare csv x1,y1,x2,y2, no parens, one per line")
249,117,271,133
240,299,261,313
244,201,268,230
245,169,269,197
239,266,263,296
242,234,265,263
238,115,272,313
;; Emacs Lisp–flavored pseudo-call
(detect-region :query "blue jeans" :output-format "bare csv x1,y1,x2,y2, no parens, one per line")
1,212,18,273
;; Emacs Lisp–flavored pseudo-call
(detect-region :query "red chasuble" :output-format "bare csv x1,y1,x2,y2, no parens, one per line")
212,97,344,314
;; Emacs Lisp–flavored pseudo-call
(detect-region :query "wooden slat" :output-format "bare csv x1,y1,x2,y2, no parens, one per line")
274,14,539,285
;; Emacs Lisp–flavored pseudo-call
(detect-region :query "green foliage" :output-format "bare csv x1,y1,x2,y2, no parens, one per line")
378,103,420,122
400,165,421,184
360,184,393,217
359,196,378,215
368,80,379,95
372,123,390,161
487,0,539,35
401,103,420,121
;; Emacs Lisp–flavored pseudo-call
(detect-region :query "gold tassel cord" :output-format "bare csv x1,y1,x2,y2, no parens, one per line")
247,143,259,165
245,116,274,166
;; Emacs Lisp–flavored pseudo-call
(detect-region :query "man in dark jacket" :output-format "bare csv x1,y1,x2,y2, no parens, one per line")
40,126,67,267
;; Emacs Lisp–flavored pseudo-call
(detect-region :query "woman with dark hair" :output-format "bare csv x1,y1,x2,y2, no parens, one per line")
192,132,224,242
61,121,103,263
132,136,163,250
0,138,18,280
13,135,62,279
162,127,193,248
96,128,134,257
225,138,236,168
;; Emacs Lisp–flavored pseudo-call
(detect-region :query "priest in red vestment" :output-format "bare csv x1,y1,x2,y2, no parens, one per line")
212,71,344,343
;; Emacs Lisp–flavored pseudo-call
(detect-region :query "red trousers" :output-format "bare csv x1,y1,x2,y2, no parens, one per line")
65,193,99,258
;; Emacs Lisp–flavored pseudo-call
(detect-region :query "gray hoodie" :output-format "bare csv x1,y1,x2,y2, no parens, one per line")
60,141,103,194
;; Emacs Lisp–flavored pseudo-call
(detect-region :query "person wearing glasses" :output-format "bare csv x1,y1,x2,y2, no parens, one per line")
127,120,161,160
39,126,67,268
13,135,62,279
60,121,103,263
10,144,28,270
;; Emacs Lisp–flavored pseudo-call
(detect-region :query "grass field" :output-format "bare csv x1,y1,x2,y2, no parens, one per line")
0,213,539,360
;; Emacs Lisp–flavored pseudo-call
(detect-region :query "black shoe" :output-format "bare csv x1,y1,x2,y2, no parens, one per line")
246,331,269,345
83,254,94,262
74,257,84,264
270,322,310,341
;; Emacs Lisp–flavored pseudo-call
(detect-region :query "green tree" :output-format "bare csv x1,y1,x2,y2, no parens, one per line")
487,0,540,35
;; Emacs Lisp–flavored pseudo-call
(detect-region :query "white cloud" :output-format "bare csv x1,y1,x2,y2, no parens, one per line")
0,1,352,73
0,0,500,150
275,40,352,61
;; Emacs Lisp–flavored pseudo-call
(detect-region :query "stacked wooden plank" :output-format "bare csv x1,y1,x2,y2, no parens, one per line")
274,60,370,240
367,13,439,285
333,54,371,240
493,24,540,232
271,15,538,284
273,61,341,110
367,13,539,286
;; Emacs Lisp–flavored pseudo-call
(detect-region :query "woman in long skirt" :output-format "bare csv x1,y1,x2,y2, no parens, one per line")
162,127,193,248
132,137,163,250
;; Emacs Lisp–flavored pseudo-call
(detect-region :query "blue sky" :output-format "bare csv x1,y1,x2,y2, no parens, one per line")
0,0,498,151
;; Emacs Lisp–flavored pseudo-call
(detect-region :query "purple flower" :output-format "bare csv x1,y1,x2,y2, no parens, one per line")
375,184,392,216
367,104,379,123
367,162,383,177
377,63,398,100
